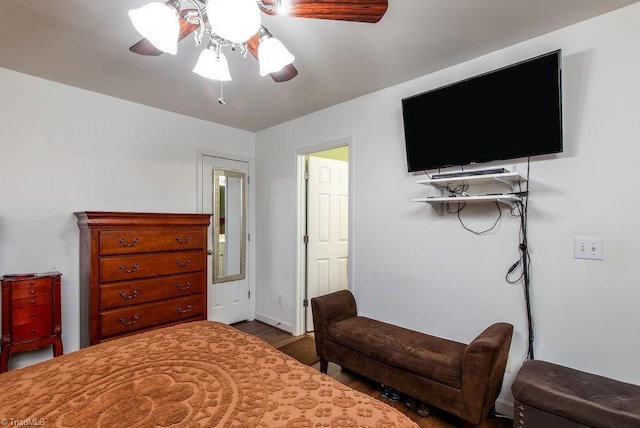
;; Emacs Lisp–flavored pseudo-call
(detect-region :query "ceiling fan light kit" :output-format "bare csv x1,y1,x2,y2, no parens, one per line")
193,43,232,81
128,0,181,55
257,26,295,76
129,0,292,84
128,0,388,101
208,0,262,44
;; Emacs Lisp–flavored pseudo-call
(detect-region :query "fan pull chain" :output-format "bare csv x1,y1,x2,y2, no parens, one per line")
218,81,226,105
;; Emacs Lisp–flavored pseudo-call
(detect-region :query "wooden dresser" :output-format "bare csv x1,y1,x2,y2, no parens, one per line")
1,271,63,372
74,212,211,347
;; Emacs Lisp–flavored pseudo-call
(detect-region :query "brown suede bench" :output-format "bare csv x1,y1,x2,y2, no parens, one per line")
512,360,640,427
311,290,513,426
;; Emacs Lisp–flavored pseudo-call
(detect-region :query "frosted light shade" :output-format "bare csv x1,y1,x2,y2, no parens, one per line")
208,0,261,43
258,37,295,76
193,48,232,81
129,2,179,55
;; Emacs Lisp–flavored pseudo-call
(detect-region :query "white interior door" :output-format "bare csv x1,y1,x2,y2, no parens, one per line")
306,155,349,331
202,155,250,324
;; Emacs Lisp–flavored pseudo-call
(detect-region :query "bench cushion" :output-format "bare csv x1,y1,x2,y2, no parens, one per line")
327,316,466,388
512,360,640,428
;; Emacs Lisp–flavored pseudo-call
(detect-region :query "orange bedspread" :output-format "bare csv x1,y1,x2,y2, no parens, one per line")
0,320,416,427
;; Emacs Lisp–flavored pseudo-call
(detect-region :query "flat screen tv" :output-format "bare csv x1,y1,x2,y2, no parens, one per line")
402,50,563,173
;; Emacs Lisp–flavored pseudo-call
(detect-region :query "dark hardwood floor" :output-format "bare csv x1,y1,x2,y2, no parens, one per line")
232,320,512,428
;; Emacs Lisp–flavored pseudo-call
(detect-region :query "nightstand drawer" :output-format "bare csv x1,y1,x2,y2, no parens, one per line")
100,229,206,255
99,250,205,282
12,304,52,326
11,279,52,300
11,319,54,342
12,295,52,309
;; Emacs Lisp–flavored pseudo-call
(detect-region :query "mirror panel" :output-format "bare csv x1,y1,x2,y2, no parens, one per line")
213,169,246,283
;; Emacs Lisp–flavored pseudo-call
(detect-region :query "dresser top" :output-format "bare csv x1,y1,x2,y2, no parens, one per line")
74,212,211,228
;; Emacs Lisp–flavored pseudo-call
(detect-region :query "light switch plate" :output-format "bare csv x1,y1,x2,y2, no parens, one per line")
574,237,604,260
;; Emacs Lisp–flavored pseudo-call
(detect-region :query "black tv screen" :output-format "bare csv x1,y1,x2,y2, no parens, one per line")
402,50,563,173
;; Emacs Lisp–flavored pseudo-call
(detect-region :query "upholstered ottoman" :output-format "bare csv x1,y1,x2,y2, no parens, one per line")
511,360,640,427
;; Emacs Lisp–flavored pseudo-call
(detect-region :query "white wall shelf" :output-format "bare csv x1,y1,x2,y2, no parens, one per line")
413,194,522,206
414,170,527,207
416,171,526,189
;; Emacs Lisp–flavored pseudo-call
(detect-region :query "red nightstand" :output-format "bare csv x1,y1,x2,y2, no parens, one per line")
1,271,63,372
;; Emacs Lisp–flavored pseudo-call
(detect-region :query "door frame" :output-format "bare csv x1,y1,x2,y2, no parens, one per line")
197,149,256,322
294,137,354,336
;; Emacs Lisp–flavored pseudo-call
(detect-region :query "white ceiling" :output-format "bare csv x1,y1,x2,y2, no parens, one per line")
1,1,638,132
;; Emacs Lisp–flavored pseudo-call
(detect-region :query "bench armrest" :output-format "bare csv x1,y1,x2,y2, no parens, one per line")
460,322,513,424
310,290,357,358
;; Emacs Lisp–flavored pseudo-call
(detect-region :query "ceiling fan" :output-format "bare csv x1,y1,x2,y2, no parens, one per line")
128,0,388,84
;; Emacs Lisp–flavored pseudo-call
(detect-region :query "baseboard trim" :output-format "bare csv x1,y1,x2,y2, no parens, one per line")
495,397,514,420
254,312,294,334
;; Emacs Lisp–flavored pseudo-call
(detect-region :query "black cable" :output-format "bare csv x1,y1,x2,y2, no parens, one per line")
505,158,534,360
456,201,502,235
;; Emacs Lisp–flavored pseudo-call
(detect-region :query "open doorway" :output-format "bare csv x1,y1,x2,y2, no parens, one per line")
297,143,350,333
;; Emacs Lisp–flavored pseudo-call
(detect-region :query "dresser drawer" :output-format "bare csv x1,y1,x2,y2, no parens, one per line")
100,295,204,338
100,272,205,309
12,304,52,326
11,318,53,343
11,277,52,300
100,229,206,255
99,250,205,282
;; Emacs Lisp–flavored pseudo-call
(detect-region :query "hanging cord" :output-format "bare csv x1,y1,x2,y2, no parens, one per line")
506,158,534,360
457,201,502,235
446,183,502,234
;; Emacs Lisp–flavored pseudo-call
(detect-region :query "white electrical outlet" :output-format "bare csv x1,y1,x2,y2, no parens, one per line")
574,237,604,260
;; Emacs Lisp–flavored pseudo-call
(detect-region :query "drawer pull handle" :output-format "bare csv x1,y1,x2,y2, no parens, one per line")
30,300,36,305
30,312,36,317
30,290,36,295
119,238,139,247
31,329,36,334
119,289,140,299
119,315,140,326
175,236,192,245
175,259,192,268
119,263,139,273
175,282,192,291
176,304,192,314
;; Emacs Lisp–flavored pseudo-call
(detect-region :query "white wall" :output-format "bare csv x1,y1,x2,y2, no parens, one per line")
0,68,254,369
255,3,640,414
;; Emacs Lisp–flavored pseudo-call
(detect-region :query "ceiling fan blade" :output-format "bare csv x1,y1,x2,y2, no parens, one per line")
262,0,388,23
129,9,200,56
270,63,299,82
129,38,163,56
246,34,299,82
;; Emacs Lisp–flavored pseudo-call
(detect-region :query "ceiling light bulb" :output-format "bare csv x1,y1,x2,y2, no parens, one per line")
129,1,180,55
258,37,295,76
208,0,261,43
193,47,232,81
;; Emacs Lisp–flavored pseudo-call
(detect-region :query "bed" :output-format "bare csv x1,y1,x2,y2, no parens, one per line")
0,320,417,427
